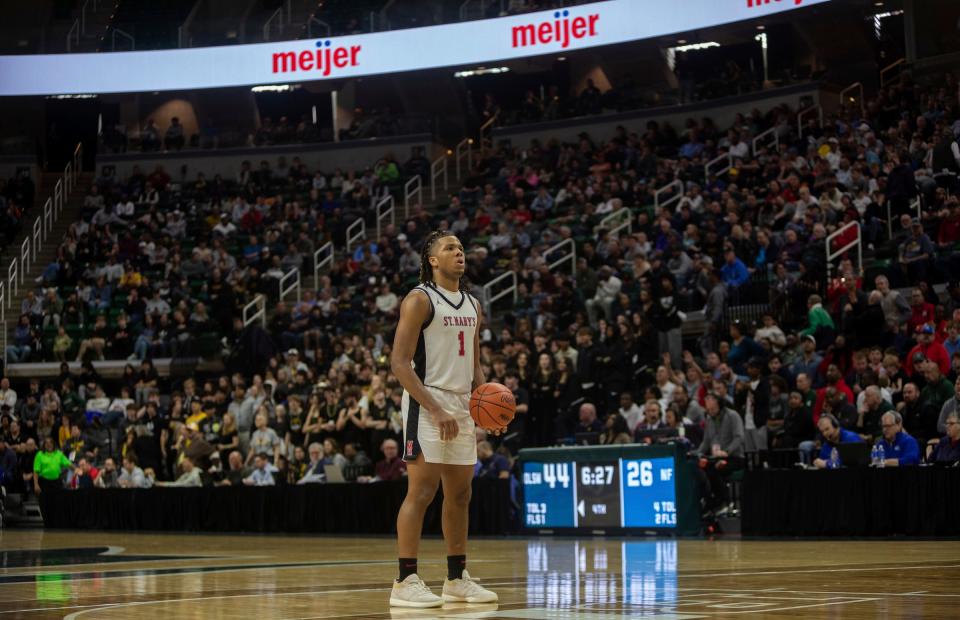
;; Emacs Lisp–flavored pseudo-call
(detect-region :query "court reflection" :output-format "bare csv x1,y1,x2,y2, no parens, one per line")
524,540,678,612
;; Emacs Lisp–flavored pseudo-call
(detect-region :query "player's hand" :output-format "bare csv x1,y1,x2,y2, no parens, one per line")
432,409,460,441
489,425,508,436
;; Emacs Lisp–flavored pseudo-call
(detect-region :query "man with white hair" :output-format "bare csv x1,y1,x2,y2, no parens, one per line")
875,411,920,467
858,385,895,439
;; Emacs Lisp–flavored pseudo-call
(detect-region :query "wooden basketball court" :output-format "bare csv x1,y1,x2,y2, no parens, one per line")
1,530,958,619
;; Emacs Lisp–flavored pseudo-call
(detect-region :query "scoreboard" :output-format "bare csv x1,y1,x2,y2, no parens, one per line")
519,444,696,534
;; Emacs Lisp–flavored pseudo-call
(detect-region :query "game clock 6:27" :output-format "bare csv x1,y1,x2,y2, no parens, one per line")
574,462,621,528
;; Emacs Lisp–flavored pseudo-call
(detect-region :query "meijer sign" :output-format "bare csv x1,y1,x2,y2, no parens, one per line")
0,0,831,96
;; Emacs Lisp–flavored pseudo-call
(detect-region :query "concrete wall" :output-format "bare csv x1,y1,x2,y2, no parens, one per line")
492,83,821,147
96,134,437,181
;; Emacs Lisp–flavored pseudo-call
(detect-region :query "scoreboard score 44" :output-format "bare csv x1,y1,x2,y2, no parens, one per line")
522,457,678,531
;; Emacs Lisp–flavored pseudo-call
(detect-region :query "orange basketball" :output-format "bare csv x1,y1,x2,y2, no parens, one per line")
470,382,516,431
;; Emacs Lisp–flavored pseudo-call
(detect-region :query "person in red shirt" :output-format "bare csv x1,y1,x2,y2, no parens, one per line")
358,438,407,483
905,324,950,377
907,288,937,336
812,364,855,424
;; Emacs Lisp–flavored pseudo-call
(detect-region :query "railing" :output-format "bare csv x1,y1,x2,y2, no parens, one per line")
0,282,4,325
430,154,448,200
67,19,80,52
111,28,135,51
797,105,824,139
20,239,29,285
312,241,334,290
81,0,100,36
242,294,266,328
263,7,285,41
654,179,684,212
178,0,201,47
840,82,865,116
404,176,422,220
455,138,473,180
826,221,862,278
2,143,81,321
376,194,395,240
346,217,365,254
479,114,497,150
880,58,906,88
594,208,632,237
279,268,301,305
704,152,733,183
6,259,15,310
752,127,779,156
307,16,332,38
481,270,517,318
543,238,576,276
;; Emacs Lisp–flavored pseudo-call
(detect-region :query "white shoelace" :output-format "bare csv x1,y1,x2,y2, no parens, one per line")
410,579,434,597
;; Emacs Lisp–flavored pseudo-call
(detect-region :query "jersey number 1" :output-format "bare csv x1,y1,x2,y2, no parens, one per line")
457,331,465,356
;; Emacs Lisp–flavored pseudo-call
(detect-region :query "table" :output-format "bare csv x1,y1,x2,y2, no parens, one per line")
39,479,514,534
742,467,960,536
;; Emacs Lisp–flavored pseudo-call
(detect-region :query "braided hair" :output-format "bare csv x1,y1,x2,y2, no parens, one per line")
418,229,468,291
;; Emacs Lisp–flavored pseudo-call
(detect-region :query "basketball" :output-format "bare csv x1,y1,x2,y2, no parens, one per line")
470,382,516,431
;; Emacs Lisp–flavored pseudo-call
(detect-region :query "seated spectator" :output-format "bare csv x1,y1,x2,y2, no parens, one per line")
875,411,920,467
474,440,510,479
813,414,863,469
600,414,633,445
929,412,960,464
216,450,249,486
635,400,665,435
155,456,202,487
94,457,120,488
243,453,276,486
164,117,185,151
118,454,149,488
697,394,745,511
799,294,835,343
358,439,406,482
574,403,603,435
616,392,643,432
0,437,17,490
297,442,325,484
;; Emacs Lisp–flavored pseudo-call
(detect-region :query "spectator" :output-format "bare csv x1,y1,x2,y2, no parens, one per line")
937,376,960,435
899,220,935,283
812,414,863,469
929,412,960,464
635,400,665,434
216,450,249,486
799,294,835,343
617,392,643,432
697,394,745,511
720,248,749,289
858,385,895,439
118,454,149,488
243,453,276,486
94,457,120,488
297,442,325,484
585,266,621,327
600,414,633,445
155,456,202,487
875,411,920,467
164,117,185,151
574,403,602,435
906,325,950,377
474,440,510,480
248,411,282,465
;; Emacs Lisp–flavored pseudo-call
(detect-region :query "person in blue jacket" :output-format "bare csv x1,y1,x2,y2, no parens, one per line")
720,247,750,289
875,411,920,466
813,413,863,468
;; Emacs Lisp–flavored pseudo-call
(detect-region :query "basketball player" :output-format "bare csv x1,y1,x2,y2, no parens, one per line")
389,231,500,608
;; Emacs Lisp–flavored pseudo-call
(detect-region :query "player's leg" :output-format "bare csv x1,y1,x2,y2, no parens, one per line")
391,453,443,608
439,463,498,603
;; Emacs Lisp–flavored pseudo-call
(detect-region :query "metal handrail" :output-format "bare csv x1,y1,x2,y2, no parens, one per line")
242,294,266,328
544,238,576,276
81,0,99,36
307,16,331,38
346,218,365,254
404,176,422,219
111,28,135,51
67,19,80,52
752,127,779,157
7,259,17,308
797,105,824,139
704,152,733,183
263,7,285,41
279,268,301,304
55,179,63,217
593,207,631,237
481,270,517,317
32,215,42,262
455,137,472,180
312,241,334,290
654,179,684,212
479,114,497,150
430,154,448,200
43,201,52,240
826,221,862,278
840,82,864,115
880,58,906,88
376,194,395,240
178,0,201,47
0,282,4,324
20,239,29,285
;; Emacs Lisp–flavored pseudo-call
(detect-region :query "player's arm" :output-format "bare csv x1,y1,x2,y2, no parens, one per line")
472,302,486,391
391,290,459,441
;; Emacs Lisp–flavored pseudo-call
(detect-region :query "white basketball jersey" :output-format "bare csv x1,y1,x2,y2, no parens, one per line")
411,282,478,394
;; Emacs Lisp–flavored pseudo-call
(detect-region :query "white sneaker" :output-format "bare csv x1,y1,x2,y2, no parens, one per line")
442,570,498,603
389,574,442,608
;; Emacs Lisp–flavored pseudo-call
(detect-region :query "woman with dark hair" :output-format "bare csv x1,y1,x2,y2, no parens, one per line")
600,413,632,445
32,437,72,499
529,353,558,447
